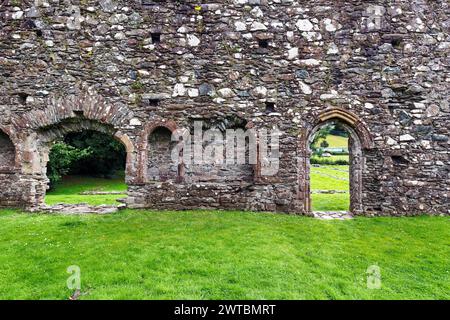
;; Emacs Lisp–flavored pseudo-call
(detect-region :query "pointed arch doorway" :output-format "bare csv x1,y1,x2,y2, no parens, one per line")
299,109,373,216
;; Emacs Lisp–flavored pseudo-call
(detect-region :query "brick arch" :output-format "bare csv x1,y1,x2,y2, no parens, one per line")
298,108,374,215
33,119,136,171
141,120,178,140
138,120,180,183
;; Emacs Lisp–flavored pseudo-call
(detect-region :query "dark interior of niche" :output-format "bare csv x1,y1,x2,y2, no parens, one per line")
151,33,161,44
258,39,269,49
391,155,410,165
18,93,28,104
391,38,402,48
147,99,160,107
265,102,276,113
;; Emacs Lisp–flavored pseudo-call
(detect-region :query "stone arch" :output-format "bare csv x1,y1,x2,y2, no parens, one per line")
27,118,136,206
315,108,374,150
0,126,24,208
0,126,19,172
298,108,374,215
13,84,134,131
139,120,180,183
13,85,138,207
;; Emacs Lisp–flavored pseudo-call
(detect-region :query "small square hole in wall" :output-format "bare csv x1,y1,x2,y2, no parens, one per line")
391,38,402,48
258,39,269,49
18,93,28,105
265,102,276,113
391,155,409,165
148,99,160,107
151,33,161,44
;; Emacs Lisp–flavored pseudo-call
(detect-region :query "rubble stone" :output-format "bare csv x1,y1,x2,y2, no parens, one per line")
0,1,448,216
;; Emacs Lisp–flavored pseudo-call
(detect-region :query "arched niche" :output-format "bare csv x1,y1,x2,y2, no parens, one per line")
146,126,179,182
0,129,17,173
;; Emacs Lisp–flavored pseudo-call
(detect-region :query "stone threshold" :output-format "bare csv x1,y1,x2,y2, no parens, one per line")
35,203,127,215
313,211,354,220
78,191,127,195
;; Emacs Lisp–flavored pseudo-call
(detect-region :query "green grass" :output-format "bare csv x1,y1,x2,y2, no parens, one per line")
311,165,350,211
0,209,448,300
46,175,127,206
315,134,349,148
311,165,349,191
312,134,350,165
326,155,350,162
312,194,350,212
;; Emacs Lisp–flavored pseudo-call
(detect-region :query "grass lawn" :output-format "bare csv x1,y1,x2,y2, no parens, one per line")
46,175,127,206
311,165,350,211
311,166,349,191
328,155,350,162
315,134,348,148
311,194,350,212
0,209,448,300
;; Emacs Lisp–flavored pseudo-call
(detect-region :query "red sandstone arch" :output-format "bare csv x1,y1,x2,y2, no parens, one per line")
139,120,181,183
314,108,374,150
298,108,374,215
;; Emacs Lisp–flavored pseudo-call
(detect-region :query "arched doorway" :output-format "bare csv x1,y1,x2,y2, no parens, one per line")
307,120,362,213
299,109,372,216
45,130,127,206
34,118,134,207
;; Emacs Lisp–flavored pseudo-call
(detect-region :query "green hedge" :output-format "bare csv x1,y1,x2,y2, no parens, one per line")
311,157,350,166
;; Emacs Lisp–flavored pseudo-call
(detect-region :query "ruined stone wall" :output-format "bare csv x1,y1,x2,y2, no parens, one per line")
0,131,15,170
147,127,178,182
0,0,448,215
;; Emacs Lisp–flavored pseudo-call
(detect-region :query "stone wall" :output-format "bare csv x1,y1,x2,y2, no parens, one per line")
0,0,448,215
0,131,15,171
147,126,178,182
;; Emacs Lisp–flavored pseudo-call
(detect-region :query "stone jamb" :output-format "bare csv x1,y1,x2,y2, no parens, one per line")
299,108,374,215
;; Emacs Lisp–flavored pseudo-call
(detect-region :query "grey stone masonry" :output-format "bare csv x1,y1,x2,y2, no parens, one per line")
0,0,448,216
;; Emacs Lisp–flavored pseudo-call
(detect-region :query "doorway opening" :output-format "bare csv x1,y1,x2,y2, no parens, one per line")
306,119,363,215
45,130,127,206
